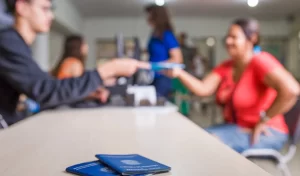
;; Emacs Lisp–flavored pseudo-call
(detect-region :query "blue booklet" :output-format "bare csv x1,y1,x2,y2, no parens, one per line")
66,161,118,176
151,62,185,71
95,154,171,175
66,160,150,176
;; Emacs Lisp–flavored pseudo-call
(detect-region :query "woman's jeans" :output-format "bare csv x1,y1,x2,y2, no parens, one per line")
205,124,289,153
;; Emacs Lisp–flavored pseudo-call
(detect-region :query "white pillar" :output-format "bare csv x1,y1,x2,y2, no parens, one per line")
32,34,49,71
85,36,97,69
287,17,300,78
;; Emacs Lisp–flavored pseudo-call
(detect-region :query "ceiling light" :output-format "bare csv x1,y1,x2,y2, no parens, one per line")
206,37,216,47
155,0,165,6
247,0,259,7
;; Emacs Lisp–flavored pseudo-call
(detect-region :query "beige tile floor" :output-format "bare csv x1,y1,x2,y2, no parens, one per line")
188,104,300,176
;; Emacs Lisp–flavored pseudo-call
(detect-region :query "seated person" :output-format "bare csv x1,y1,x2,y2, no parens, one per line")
164,18,300,153
0,0,149,128
52,35,110,104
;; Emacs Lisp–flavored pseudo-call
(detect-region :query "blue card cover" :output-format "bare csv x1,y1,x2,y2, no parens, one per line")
66,161,119,176
66,160,150,176
151,62,185,71
95,154,171,175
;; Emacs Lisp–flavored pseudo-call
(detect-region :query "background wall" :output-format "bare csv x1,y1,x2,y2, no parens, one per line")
286,16,300,78
84,17,290,69
2,0,298,76
53,0,84,34
49,29,66,70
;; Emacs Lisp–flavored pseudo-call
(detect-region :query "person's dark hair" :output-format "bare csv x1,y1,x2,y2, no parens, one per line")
5,0,52,14
179,32,187,39
52,35,85,77
233,18,260,46
145,4,174,38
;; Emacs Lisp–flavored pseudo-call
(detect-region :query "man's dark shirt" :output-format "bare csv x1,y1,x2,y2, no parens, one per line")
0,28,103,126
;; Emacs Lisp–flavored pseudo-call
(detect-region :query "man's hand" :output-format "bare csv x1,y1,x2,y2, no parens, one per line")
88,88,110,103
96,88,110,103
103,77,116,87
97,59,150,80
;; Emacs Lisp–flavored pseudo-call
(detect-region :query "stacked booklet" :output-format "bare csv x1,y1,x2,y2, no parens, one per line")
66,154,171,176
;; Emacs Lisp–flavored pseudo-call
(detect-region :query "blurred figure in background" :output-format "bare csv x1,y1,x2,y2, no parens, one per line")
52,35,88,79
192,48,205,79
178,32,187,47
178,32,195,73
165,18,300,153
52,35,110,103
145,4,183,98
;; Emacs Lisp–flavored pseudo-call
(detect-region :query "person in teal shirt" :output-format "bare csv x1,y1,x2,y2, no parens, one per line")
145,4,183,98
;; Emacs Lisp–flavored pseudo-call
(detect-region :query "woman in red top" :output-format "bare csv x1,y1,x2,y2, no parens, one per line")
165,18,300,153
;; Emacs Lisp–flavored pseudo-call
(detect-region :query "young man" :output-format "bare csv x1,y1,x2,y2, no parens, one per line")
0,0,149,128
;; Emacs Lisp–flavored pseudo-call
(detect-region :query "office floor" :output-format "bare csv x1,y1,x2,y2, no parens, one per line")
188,103,300,176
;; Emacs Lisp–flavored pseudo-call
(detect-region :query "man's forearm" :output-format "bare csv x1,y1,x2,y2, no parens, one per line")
97,63,115,80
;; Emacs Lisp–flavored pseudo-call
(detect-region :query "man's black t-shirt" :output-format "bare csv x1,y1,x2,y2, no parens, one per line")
0,28,102,126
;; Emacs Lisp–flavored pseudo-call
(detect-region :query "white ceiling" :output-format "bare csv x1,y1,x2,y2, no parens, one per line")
72,0,300,19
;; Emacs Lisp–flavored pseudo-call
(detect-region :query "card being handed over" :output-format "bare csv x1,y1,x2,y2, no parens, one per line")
150,62,185,72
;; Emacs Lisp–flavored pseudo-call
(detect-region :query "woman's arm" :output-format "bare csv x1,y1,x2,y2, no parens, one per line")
163,31,183,64
167,48,183,64
70,62,84,77
251,67,299,144
264,68,300,118
166,69,221,97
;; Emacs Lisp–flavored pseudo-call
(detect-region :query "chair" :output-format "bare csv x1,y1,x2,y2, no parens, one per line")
0,114,8,129
242,98,300,176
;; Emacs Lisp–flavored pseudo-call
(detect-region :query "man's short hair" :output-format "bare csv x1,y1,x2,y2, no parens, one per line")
5,0,26,14
5,0,52,14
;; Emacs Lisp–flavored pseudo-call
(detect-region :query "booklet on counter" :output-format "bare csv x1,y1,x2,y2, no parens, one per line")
150,62,185,71
95,154,171,176
66,160,151,176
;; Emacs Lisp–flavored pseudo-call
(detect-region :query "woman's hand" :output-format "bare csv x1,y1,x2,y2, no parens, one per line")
163,68,182,78
251,122,271,145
